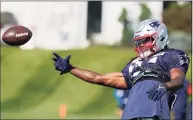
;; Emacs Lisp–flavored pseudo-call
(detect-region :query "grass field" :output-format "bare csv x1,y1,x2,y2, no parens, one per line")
1,45,192,119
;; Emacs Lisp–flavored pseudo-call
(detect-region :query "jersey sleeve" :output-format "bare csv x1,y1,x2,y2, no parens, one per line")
121,63,132,88
165,50,190,74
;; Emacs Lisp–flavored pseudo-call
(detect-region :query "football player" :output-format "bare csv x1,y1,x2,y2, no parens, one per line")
52,19,190,120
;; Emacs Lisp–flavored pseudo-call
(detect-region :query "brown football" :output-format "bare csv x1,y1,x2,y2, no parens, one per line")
2,25,32,46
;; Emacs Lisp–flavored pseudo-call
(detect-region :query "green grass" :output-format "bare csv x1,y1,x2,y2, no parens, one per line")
1,45,192,119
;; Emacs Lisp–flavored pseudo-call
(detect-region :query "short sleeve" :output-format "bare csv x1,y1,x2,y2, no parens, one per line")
166,50,190,74
121,63,132,88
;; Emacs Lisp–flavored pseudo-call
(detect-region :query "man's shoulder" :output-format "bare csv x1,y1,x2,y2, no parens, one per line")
165,48,185,53
164,48,187,55
163,48,189,67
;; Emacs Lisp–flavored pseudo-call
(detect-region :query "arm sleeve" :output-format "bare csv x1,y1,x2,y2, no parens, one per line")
165,50,189,74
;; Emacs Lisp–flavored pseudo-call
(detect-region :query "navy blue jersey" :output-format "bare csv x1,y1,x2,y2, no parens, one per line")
121,49,189,120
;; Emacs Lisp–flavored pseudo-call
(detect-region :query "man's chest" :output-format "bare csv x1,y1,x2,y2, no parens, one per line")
128,52,166,78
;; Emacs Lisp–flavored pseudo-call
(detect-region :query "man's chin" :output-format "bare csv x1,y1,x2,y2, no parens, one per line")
139,49,153,58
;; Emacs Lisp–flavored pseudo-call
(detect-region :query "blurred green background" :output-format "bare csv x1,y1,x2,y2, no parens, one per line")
1,46,192,119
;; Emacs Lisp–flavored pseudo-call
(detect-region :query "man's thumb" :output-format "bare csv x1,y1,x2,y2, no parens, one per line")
66,55,71,61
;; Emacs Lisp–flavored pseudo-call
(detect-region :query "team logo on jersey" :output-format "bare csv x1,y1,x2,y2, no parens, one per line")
178,54,189,65
149,21,160,30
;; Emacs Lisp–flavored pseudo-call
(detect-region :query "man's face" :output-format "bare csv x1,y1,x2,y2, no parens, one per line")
133,36,157,58
135,37,154,52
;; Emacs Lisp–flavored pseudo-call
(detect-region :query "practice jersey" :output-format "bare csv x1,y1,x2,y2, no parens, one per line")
121,49,189,120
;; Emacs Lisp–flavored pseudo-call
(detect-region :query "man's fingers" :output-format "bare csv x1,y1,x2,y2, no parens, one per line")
55,67,60,71
60,72,63,75
60,71,65,75
152,91,161,101
52,57,57,62
53,52,61,59
66,55,71,61
148,90,157,100
156,92,164,101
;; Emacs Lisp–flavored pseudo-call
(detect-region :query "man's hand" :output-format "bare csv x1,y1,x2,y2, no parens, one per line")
147,83,168,101
52,53,72,75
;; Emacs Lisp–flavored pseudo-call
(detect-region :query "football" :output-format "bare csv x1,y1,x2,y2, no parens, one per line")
2,25,32,46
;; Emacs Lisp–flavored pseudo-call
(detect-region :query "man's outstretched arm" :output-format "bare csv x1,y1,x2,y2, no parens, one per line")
70,66,128,89
52,53,128,89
